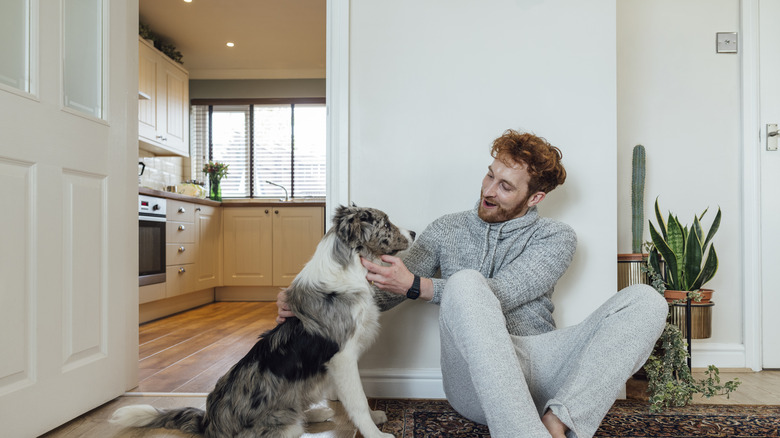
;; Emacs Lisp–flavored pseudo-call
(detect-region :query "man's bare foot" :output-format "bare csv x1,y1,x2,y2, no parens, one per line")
541,409,569,438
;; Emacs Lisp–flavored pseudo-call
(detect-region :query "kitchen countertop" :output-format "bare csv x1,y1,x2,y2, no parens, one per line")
139,187,325,207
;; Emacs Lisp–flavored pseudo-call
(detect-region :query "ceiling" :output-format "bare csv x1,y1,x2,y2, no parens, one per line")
138,0,326,80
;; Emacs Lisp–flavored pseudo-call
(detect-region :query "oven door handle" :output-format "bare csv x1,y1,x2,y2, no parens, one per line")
139,214,166,223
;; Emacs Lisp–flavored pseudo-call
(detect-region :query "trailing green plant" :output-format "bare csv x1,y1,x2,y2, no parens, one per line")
631,145,646,254
645,324,740,412
139,22,183,64
648,198,720,291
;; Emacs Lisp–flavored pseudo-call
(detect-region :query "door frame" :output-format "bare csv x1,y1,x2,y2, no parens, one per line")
740,0,764,371
325,0,350,221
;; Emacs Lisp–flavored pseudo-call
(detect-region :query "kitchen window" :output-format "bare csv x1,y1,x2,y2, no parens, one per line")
191,98,326,199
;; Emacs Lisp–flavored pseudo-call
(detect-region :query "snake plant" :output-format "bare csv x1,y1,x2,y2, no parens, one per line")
647,198,720,291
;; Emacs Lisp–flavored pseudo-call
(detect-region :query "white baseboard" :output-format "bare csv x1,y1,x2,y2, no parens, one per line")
359,344,747,399
360,368,446,399
690,342,746,369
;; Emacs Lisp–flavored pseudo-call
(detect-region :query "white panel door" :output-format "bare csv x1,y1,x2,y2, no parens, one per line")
760,0,780,369
0,1,138,436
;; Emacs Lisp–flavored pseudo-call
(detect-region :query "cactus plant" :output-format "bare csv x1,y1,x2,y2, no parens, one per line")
631,145,646,254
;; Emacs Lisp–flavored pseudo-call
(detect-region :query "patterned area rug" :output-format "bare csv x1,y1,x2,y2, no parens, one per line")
372,399,780,437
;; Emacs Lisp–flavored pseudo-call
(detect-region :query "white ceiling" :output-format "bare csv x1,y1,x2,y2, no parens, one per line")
138,0,326,80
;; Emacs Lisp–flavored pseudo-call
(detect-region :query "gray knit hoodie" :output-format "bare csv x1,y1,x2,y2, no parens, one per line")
376,204,577,336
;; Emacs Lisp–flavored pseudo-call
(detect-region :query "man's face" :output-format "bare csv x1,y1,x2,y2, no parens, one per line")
478,158,545,223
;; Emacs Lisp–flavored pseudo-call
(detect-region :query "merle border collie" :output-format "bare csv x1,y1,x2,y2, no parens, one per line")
111,205,413,438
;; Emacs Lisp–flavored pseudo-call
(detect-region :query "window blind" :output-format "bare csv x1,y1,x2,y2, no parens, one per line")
191,102,326,199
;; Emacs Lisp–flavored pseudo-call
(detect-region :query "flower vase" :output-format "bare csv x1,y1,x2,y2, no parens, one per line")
209,175,222,201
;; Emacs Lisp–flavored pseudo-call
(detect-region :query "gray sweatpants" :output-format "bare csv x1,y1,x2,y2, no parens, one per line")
439,270,668,438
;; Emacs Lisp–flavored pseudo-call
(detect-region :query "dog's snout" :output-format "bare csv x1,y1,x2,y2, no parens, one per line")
409,230,416,241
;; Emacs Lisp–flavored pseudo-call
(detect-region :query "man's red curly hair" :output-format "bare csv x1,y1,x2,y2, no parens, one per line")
490,129,566,194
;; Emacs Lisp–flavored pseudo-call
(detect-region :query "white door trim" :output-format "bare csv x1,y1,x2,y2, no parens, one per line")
325,0,350,221
740,0,763,371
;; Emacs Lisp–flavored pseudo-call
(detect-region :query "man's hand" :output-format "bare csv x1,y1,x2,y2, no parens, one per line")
276,289,295,324
361,255,415,296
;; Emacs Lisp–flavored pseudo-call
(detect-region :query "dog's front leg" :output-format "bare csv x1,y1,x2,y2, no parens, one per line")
328,352,394,438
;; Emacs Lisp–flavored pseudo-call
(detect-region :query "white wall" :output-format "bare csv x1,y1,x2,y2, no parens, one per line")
617,0,743,364
346,0,618,397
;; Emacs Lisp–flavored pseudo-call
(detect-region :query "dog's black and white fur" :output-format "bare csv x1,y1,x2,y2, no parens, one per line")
111,206,412,438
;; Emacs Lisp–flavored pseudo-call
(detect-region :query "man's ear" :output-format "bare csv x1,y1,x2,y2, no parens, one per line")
527,191,546,207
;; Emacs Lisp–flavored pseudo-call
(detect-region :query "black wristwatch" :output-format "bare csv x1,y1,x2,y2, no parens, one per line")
406,275,421,300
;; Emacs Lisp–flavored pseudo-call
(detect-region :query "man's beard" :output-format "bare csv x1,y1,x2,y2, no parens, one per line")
477,191,531,223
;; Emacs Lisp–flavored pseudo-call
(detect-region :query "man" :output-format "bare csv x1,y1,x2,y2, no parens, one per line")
279,130,668,438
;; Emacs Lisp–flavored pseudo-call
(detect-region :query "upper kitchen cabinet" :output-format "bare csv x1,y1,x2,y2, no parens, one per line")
138,36,189,157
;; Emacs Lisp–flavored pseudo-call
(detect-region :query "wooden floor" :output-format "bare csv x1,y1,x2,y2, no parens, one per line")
135,301,279,393
42,301,780,437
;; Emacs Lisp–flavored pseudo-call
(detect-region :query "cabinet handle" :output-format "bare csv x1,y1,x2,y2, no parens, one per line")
178,246,186,252
178,207,186,213
265,209,269,214
195,207,201,212
274,210,279,214
178,267,186,274
178,225,186,231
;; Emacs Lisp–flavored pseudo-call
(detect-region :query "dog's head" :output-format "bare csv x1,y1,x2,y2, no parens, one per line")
332,205,415,261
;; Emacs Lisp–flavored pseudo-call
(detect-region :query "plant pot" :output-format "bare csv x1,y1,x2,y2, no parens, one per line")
669,301,714,339
617,253,649,290
626,368,650,401
664,289,713,304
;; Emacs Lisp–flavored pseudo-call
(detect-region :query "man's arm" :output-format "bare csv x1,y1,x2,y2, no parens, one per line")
364,220,442,309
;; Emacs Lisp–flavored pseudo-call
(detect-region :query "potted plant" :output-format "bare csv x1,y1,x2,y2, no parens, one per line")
203,161,229,202
641,198,740,412
647,198,720,311
618,145,649,289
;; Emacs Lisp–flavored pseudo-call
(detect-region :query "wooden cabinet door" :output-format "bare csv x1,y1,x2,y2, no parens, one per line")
223,208,273,286
272,207,325,286
137,37,189,157
160,60,188,155
195,205,221,289
138,39,158,141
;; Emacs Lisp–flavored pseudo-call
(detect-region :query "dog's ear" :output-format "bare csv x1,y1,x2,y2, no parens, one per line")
333,206,372,246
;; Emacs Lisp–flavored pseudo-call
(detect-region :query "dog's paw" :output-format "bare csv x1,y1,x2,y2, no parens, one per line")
305,406,335,423
370,409,388,425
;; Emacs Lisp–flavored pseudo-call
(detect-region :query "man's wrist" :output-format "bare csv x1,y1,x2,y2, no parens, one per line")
406,274,421,299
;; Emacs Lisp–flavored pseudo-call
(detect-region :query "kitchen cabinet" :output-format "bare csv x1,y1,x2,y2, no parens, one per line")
138,36,189,157
222,206,324,287
166,200,196,297
194,204,222,289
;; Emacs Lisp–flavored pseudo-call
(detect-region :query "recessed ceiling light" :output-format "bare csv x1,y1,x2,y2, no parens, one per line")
226,42,235,48
184,0,192,3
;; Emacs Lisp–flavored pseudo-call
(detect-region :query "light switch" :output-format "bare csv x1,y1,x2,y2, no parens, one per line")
717,32,738,53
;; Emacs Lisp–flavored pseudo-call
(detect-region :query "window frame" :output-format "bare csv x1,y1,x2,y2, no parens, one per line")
192,97,326,199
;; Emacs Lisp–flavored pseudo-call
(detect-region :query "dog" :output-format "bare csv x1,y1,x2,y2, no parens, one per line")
111,205,413,438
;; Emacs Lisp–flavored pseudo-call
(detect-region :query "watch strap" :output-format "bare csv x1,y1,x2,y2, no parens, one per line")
406,275,421,300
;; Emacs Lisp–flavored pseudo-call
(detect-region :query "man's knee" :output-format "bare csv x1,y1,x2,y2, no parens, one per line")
440,269,499,325
441,269,490,307
620,283,668,330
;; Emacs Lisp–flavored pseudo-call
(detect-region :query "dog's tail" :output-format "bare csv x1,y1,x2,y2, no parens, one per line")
110,404,205,434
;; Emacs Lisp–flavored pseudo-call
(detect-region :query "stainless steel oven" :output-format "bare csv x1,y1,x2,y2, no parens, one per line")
139,195,167,286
